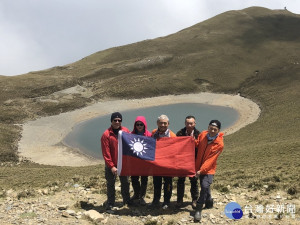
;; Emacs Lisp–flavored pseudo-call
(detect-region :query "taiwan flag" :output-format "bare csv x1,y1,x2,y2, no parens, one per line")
117,131,196,177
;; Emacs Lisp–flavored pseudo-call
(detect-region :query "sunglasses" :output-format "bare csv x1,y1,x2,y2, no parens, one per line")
113,119,122,122
136,123,144,127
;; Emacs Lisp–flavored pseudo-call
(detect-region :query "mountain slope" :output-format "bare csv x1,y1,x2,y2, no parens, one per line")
0,7,299,196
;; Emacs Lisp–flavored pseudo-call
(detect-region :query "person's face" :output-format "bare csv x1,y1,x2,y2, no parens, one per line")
185,118,196,133
157,119,169,133
208,125,220,137
111,118,122,129
135,121,145,133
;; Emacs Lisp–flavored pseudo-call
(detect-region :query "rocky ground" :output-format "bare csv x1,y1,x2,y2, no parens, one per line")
0,180,299,225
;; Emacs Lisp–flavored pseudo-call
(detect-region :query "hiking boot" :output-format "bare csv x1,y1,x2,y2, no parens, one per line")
205,199,214,209
149,199,160,208
123,199,134,207
130,194,139,201
139,198,146,206
105,203,114,210
175,200,184,208
162,201,170,209
194,203,203,222
194,210,202,222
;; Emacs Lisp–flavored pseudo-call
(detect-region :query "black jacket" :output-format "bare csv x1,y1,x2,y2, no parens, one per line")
176,127,200,158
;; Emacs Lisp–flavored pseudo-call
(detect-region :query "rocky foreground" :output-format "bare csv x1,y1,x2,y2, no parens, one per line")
0,180,299,225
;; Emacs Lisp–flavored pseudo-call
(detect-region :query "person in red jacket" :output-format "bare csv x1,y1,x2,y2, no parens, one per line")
194,120,224,222
130,116,152,205
101,112,131,210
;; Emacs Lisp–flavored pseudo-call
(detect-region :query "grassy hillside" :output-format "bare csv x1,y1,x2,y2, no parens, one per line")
0,7,299,197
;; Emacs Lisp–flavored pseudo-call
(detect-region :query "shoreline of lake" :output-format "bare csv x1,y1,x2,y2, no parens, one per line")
18,93,261,167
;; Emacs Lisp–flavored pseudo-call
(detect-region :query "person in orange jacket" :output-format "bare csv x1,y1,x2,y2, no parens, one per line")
151,114,176,209
194,120,224,222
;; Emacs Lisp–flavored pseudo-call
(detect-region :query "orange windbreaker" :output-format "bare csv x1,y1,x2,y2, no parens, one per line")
195,130,224,175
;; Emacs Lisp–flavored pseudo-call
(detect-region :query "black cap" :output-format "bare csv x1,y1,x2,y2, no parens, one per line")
209,120,221,129
111,112,122,122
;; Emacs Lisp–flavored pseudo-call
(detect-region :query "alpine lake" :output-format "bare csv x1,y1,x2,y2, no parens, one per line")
63,103,238,159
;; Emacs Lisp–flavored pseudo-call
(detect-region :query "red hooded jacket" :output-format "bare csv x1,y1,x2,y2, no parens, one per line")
131,116,152,137
101,126,130,169
195,130,224,175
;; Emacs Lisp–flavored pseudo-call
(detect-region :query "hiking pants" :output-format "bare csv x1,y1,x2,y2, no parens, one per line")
177,176,199,202
105,165,130,205
197,174,214,205
153,176,173,203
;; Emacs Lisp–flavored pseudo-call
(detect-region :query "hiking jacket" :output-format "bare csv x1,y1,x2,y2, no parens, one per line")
176,127,200,158
131,116,152,137
176,127,200,139
195,130,224,175
151,128,176,139
101,126,130,169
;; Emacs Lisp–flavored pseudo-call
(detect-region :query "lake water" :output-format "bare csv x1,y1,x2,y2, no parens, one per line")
63,103,238,159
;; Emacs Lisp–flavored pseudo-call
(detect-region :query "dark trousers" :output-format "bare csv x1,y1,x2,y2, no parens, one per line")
105,166,130,205
177,176,199,202
153,176,173,203
197,174,214,205
131,176,148,198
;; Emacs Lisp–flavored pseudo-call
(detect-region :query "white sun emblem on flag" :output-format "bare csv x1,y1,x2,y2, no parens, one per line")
129,138,148,156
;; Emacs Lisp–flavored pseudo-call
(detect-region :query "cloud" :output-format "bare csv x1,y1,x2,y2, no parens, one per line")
0,0,299,76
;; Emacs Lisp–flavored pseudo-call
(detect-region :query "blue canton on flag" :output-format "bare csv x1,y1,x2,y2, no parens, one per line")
121,132,156,161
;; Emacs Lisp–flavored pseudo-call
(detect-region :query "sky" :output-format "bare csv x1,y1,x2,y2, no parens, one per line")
1,0,299,76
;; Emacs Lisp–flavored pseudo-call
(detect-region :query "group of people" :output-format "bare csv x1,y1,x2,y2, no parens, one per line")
101,112,224,222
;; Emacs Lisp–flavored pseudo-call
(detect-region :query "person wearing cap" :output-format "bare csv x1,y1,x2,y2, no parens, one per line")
151,114,176,209
101,112,131,210
175,115,200,209
130,116,152,205
194,120,224,222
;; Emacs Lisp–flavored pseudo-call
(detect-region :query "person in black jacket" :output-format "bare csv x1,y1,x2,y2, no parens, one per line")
176,115,200,209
